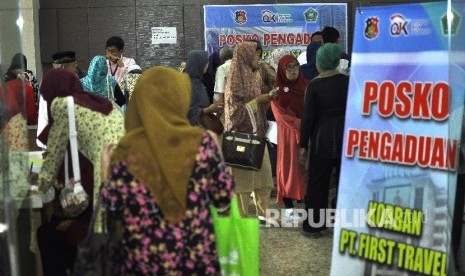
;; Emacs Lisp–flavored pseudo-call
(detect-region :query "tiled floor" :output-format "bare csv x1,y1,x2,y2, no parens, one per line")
242,186,337,276
260,222,333,276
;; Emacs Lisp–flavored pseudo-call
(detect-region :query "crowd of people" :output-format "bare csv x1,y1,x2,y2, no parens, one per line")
1,26,352,275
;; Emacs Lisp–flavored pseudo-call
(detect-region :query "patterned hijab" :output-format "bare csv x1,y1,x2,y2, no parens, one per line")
224,41,268,136
80,55,118,99
111,66,204,224
275,55,308,118
38,69,112,144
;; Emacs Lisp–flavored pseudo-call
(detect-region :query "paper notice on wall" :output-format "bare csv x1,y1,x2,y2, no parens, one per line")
151,27,177,44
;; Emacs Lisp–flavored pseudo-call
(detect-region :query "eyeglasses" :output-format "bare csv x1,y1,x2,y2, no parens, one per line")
285,64,300,72
106,47,120,54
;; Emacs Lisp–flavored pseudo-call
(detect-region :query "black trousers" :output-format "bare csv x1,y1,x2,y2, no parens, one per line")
37,217,77,276
268,142,277,178
302,153,341,233
283,198,294,208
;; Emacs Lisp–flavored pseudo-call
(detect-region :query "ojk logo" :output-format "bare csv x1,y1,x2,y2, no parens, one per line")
262,10,277,23
390,14,409,36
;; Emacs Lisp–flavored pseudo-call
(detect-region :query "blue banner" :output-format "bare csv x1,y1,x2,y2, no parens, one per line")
204,4,347,60
331,2,465,275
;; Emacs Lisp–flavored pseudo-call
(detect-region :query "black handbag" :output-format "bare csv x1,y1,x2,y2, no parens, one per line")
222,104,266,171
73,188,119,276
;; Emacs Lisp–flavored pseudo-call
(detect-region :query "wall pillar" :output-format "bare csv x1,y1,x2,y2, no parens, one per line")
20,0,42,80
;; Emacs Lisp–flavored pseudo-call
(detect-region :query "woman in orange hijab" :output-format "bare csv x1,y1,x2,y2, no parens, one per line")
102,66,234,275
271,55,308,222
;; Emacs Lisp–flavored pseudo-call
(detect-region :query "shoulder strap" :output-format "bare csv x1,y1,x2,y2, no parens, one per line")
64,151,70,187
66,96,82,192
245,103,258,134
106,76,115,101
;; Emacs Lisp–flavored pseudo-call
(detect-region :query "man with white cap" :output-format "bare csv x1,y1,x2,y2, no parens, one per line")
36,51,81,148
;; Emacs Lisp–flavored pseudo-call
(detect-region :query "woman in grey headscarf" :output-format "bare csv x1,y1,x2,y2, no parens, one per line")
185,50,222,125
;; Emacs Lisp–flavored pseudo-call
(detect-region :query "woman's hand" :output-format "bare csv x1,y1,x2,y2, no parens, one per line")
53,179,64,190
256,93,274,104
268,87,279,98
204,102,224,114
56,219,74,231
102,144,116,180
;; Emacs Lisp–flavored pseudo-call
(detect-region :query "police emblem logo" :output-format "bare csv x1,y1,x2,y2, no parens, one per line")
235,10,247,24
365,17,380,39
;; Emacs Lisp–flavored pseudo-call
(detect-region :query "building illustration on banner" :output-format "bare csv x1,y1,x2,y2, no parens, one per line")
362,167,447,276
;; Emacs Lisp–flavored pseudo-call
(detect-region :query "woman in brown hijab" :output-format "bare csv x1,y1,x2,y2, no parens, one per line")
102,66,234,275
224,41,277,223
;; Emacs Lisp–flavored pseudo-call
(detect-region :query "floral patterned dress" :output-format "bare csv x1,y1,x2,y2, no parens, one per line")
38,97,125,238
102,132,234,275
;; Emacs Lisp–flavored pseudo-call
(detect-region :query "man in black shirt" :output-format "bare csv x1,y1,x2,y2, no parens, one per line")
322,26,350,75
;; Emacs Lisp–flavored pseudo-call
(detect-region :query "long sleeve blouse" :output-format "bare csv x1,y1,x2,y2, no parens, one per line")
300,73,349,158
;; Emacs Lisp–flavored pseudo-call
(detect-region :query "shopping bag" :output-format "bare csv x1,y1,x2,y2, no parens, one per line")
210,197,259,276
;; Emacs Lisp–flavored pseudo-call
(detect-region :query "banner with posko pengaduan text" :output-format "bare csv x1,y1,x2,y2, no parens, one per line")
203,4,347,61
331,2,465,275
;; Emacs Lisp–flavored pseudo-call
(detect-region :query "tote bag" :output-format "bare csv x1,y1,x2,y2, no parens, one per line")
210,197,259,276
73,187,119,276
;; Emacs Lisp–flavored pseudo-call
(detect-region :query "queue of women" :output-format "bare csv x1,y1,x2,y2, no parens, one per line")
1,30,348,274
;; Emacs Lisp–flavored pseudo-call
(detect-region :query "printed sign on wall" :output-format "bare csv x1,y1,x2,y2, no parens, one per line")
204,4,347,60
151,27,177,45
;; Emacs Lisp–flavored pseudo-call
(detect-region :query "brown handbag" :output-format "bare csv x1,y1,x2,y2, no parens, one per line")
198,113,224,135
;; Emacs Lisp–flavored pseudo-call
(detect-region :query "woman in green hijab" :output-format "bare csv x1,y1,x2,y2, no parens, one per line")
80,55,126,107
299,43,350,236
